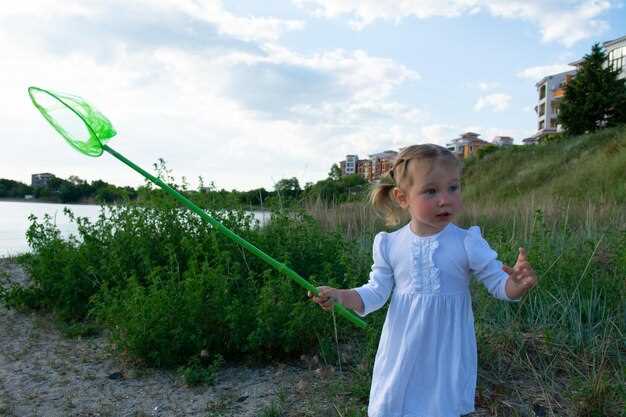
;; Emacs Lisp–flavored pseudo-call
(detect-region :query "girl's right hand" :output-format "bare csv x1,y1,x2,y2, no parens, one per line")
307,286,341,311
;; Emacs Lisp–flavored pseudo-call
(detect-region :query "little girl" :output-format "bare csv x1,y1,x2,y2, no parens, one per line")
308,144,537,417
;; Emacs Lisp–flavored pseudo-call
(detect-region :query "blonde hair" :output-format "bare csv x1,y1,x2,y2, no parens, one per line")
369,144,463,226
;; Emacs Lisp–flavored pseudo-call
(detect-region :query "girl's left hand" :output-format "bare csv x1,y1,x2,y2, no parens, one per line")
503,247,538,297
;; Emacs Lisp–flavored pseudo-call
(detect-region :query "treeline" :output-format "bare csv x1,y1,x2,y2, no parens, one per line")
0,164,370,206
0,176,137,204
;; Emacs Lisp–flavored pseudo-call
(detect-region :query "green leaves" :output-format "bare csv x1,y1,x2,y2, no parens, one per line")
16,202,360,367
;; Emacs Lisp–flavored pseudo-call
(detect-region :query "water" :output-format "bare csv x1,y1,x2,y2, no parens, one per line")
0,201,270,257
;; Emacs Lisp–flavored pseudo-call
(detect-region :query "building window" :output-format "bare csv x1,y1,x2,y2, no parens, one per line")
609,46,625,72
539,120,545,130
539,84,546,100
538,103,545,117
550,118,557,128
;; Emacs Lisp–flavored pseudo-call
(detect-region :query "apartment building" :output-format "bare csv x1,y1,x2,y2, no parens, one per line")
533,70,577,138
605,35,626,79
492,136,514,146
339,150,397,182
357,159,372,181
31,173,55,188
369,150,398,180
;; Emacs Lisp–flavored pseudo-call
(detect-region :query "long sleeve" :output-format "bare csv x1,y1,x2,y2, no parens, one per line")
464,226,519,302
353,232,395,317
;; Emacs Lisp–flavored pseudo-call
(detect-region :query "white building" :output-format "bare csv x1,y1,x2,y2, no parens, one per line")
533,70,577,138
605,35,626,79
343,154,358,175
492,136,514,146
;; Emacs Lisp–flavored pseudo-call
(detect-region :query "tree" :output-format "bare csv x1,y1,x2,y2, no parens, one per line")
559,43,626,135
274,177,301,199
328,164,342,181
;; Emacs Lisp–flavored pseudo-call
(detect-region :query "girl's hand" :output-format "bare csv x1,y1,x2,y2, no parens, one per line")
307,286,341,311
503,247,538,299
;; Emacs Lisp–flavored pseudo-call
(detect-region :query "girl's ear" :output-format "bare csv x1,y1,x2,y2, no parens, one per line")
393,187,408,209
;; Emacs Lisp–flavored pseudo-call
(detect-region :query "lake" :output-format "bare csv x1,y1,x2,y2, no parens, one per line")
0,201,270,257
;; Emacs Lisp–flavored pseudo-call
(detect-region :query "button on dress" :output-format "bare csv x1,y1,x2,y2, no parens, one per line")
354,222,519,417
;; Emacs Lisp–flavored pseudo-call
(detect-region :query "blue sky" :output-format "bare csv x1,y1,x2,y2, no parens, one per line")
1,1,624,191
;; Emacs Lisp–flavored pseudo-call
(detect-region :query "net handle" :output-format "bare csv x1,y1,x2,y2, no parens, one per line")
102,144,368,330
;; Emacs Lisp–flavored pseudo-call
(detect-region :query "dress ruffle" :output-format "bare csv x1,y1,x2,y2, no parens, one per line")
409,235,440,294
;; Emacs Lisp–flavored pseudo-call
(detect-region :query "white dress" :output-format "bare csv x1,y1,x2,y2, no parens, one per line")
354,222,519,417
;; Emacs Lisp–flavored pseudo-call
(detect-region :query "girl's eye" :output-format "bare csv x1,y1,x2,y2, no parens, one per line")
450,185,459,192
424,189,436,195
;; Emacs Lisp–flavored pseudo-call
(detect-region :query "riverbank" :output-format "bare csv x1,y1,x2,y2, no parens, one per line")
0,197,59,204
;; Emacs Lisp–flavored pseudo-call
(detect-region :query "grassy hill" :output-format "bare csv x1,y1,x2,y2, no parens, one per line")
461,125,626,206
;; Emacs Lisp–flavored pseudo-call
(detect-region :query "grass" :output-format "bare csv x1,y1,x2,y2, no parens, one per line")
301,194,625,416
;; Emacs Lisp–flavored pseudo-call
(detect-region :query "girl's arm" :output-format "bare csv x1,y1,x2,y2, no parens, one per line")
465,226,520,301
338,289,365,315
351,232,394,316
308,287,364,315
309,232,393,316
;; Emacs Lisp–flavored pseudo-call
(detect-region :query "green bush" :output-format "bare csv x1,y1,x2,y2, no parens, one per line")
10,202,366,367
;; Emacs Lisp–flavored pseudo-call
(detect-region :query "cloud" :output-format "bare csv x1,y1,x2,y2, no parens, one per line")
479,81,500,91
0,0,425,191
420,124,459,146
474,93,512,111
293,0,614,46
214,45,422,121
516,64,576,81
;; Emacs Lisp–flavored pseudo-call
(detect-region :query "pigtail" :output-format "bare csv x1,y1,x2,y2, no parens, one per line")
369,173,406,226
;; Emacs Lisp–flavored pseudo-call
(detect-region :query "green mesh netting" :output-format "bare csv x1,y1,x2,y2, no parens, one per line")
28,86,116,157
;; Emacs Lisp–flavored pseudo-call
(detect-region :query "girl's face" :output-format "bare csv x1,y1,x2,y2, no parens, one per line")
393,160,463,236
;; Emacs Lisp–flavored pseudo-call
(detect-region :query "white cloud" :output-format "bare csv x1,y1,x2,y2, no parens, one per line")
293,0,614,46
420,124,459,146
1,0,305,44
478,81,500,91
147,0,306,42
474,93,512,111
517,64,576,81
0,1,425,191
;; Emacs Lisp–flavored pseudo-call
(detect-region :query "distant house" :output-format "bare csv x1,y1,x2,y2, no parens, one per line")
31,173,55,188
338,150,397,182
522,136,539,145
340,155,359,176
446,132,490,159
357,159,373,181
368,150,397,180
492,136,514,146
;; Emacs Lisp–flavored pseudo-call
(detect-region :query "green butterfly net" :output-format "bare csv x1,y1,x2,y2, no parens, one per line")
28,87,116,157
27,86,367,330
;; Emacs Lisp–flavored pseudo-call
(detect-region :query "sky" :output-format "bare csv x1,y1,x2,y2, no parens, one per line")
1,1,624,191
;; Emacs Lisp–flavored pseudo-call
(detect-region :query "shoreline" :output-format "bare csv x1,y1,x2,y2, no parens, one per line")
0,198,97,206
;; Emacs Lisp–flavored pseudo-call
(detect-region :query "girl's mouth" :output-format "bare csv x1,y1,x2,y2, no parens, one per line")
436,213,451,219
